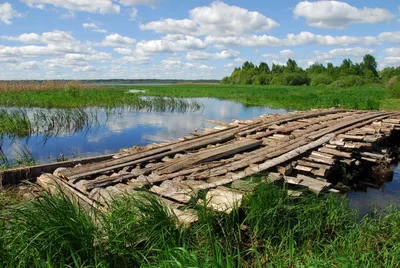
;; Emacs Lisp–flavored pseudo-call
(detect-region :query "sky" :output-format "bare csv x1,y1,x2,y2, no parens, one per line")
0,0,399,80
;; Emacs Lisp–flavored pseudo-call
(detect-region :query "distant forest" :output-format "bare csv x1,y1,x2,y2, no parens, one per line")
222,54,400,87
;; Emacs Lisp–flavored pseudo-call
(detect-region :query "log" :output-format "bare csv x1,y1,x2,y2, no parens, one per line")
318,147,352,158
66,129,239,180
157,139,262,175
1,153,115,186
37,174,105,211
191,134,335,192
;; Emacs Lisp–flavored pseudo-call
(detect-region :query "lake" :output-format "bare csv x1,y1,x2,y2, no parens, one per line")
0,98,290,163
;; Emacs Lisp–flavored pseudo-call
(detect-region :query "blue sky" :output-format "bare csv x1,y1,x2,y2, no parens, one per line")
0,0,399,80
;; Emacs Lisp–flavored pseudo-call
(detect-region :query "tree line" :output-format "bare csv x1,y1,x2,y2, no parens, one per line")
221,54,400,87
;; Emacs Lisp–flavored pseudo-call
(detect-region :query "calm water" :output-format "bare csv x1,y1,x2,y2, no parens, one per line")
349,164,400,216
1,98,290,162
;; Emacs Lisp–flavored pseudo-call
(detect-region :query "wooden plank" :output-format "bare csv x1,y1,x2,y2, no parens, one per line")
37,174,105,211
296,160,332,170
157,139,262,175
294,165,314,172
205,188,244,213
191,134,335,192
319,147,352,158
0,153,115,186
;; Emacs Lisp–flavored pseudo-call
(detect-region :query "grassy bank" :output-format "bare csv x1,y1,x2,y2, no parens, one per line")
1,83,398,110
141,84,400,111
0,182,399,267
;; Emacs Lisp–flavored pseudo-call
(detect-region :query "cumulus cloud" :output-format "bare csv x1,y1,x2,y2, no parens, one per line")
1,30,76,44
113,48,134,54
135,35,207,54
43,53,110,71
82,22,108,33
185,50,240,60
119,0,160,8
116,55,151,64
140,1,278,36
294,1,394,29
100,33,136,47
313,47,375,61
0,30,94,57
140,19,197,35
0,2,22,25
263,49,295,60
20,0,120,14
384,48,400,57
378,32,400,44
205,31,378,48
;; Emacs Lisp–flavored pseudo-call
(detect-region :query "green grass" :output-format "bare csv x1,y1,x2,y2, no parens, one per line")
140,84,398,111
0,84,398,111
0,88,201,111
1,183,399,267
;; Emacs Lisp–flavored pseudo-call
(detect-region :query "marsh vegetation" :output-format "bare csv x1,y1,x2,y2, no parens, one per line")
0,183,399,267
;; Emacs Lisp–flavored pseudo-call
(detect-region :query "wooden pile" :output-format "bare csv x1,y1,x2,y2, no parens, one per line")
36,109,400,224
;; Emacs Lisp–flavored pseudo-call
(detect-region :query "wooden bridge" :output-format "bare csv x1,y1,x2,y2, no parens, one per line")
34,109,400,224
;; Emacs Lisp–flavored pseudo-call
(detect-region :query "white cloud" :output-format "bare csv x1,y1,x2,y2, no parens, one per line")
20,0,120,14
0,30,94,57
294,1,395,29
0,2,22,25
140,1,278,36
0,44,92,57
384,48,400,57
140,19,197,35
314,47,375,61
205,31,378,48
224,63,236,69
119,0,160,8
130,7,138,19
185,50,240,60
116,55,151,64
135,35,207,54
378,32,400,44
83,22,107,33
113,48,134,54
100,33,136,47
1,30,76,44
43,53,110,71
378,57,400,69
263,49,295,60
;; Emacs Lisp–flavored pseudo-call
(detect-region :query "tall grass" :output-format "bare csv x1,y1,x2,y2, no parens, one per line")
140,84,393,111
0,145,37,170
0,80,91,93
1,182,399,267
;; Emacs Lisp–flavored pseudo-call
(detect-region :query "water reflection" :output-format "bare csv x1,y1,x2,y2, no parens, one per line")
349,164,400,217
0,98,291,163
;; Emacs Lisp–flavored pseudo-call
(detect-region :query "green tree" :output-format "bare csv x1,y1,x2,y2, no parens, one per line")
361,54,378,78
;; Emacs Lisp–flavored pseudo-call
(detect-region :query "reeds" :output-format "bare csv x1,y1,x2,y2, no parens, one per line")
1,182,399,267
0,80,91,93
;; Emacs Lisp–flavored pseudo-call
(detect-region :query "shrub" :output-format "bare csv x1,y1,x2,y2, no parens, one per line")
389,79,400,98
331,75,366,88
220,76,231,85
285,73,310,86
310,74,334,86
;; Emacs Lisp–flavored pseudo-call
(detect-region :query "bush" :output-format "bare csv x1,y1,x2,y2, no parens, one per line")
331,75,366,88
270,73,310,86
310,74,334,86
220,76,231,85
389,80,400,98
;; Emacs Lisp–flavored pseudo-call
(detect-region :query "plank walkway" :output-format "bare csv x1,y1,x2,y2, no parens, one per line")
36,109,400,225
